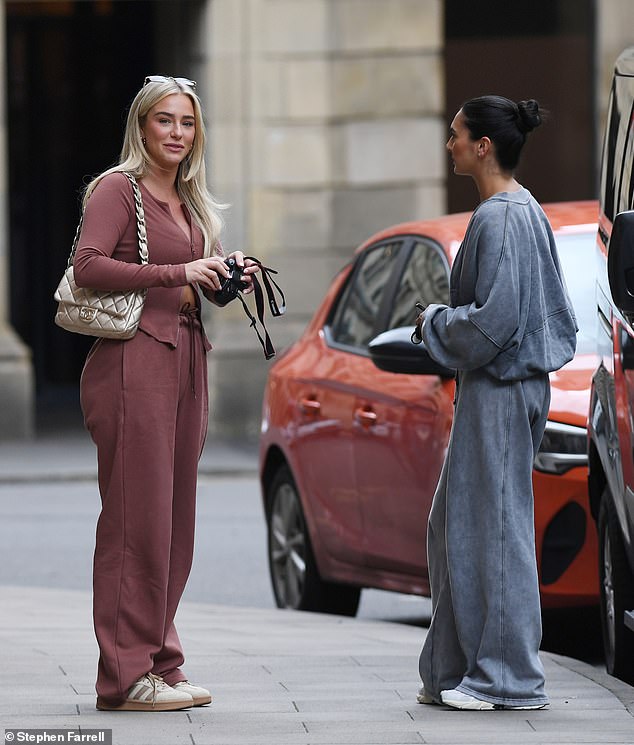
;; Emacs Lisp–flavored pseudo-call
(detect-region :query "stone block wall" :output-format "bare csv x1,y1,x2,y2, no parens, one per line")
596,0,634,117
595,0,634,176
208,0,445,438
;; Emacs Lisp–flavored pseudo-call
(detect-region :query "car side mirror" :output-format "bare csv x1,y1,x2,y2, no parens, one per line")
368,327,456,378
608,210,634,324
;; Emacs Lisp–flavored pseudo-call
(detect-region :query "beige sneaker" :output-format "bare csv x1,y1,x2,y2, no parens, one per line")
96,673,194,711
173,681,212,706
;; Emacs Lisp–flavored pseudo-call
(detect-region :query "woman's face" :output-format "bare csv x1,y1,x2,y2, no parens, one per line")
446,109,479,176
141,93,196,171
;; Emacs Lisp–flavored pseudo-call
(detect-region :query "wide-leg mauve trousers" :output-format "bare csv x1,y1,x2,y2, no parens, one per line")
419,368,551,708
80,311,209,707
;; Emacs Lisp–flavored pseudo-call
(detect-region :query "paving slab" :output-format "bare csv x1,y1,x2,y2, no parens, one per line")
0,586,632,745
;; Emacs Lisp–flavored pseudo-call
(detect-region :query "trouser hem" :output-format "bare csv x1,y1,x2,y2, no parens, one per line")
456,684,549,708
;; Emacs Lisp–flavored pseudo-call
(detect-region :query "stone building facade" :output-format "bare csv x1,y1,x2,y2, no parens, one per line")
207,0,444,436
0,0,632,440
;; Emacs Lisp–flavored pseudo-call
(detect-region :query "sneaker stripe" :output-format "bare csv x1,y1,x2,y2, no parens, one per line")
128,675,162,704
130,683,152,702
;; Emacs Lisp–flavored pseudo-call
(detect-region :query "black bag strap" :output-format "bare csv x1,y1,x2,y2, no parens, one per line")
236,257,286,360
245,257,286,318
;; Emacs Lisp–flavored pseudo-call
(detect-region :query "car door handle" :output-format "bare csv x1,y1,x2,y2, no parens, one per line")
355,407,377,427
300,398,321,416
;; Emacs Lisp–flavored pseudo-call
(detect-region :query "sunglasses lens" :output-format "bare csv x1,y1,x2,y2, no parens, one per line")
144,76,196,90
175,78,197,90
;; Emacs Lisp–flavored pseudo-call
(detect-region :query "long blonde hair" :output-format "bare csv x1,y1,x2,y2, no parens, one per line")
83,77,225,257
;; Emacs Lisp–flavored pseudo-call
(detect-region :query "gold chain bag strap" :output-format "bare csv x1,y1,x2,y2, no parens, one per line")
54,172,149,339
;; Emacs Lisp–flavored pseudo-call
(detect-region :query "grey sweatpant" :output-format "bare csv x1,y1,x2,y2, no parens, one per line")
419,368,550,707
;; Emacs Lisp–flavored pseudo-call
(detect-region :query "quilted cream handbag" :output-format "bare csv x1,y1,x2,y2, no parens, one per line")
54,172,148,339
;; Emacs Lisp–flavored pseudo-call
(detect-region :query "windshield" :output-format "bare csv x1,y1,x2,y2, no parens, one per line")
555,232,597,356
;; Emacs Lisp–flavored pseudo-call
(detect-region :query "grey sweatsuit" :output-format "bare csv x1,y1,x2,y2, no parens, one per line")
419,188,577,707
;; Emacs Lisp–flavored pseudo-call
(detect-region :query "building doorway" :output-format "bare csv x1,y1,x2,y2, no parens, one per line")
445,0,596,213
5,0,204,426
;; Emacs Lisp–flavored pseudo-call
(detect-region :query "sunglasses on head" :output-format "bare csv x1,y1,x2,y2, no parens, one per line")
144,76,197,91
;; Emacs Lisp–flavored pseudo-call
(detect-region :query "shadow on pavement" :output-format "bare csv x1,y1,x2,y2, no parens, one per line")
541,604,604,665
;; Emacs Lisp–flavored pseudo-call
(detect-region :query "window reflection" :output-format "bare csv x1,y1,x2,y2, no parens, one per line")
331,242,401,349
388,240,450,330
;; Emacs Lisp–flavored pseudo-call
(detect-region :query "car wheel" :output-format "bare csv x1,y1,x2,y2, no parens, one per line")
266,464,361,616
598,488,634,684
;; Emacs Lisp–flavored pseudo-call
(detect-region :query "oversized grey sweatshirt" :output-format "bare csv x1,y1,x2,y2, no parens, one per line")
422,188,578,380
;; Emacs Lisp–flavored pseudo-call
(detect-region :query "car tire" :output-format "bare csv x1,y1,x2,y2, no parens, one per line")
266,464,361,617
598,488,634,684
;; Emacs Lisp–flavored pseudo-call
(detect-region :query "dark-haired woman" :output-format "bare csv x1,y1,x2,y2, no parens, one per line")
415,96,577,711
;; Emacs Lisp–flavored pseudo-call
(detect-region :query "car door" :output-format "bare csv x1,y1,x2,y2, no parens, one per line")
352,237,454,575
292,240,404,566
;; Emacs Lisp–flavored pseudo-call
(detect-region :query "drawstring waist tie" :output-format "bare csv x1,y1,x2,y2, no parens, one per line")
179,307,203,398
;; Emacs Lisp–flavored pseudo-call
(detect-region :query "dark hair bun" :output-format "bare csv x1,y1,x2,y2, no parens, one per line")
516,99,542,133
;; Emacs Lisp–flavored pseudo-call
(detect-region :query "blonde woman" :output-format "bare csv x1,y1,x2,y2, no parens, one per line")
74,76,258,712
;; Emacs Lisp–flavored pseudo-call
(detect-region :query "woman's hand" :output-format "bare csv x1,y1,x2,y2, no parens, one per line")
228,251,261,296
184,257,231,290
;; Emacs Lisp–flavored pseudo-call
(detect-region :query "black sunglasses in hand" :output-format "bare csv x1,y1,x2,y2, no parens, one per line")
411,302,426,344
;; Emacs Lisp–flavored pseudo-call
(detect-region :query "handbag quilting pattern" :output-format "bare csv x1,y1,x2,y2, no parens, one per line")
54,267,147,339
54,171,148,339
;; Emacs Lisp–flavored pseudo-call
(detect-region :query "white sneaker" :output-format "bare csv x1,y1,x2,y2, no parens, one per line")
96,673,194,711
441,689,495,710
173,681,212,706
416,686,436,704
441,688,548,711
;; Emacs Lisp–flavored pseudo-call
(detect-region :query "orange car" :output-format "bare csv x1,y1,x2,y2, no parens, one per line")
259,201,600,616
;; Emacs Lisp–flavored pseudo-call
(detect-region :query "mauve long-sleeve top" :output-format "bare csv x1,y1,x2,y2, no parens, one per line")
73,171,212,350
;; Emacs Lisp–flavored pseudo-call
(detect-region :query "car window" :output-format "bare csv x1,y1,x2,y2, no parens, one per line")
387,239,450,330
600,79,634,223
620,117,634,213
600,88,620,224
330,241,401,349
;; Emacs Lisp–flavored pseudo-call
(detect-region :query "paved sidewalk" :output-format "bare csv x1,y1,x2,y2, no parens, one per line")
1,585,633,745
2,434,634,743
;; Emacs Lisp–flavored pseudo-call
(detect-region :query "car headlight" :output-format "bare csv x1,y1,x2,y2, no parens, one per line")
533,421,588,475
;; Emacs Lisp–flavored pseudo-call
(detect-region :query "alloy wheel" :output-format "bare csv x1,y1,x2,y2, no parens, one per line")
269,481,307,609
602,526,616,658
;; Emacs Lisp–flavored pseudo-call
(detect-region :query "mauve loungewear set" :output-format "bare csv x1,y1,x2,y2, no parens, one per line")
74,172,213,707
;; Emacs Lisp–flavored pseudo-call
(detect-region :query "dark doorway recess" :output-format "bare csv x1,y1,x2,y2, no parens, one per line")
6,1,157,423
445,0,596,213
